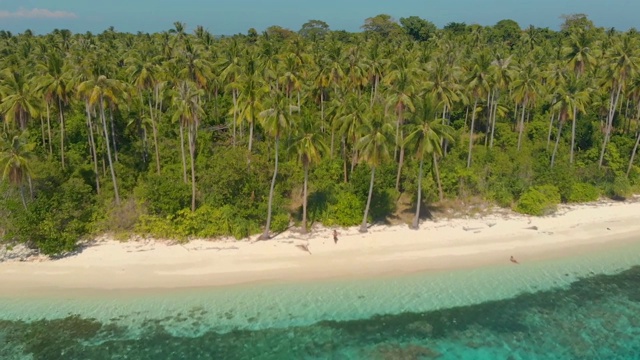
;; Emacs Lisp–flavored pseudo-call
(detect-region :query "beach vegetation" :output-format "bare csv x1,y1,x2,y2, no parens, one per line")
1,14,640,253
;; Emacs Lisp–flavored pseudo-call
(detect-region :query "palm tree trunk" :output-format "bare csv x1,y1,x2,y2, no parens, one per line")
99,97,120,205
360,166,376,233
58,98,65,170
179,122,188,183
570,107,578,164
433,152,444,201
489,91,499,148
148,97,161,174
232,89,238,147
260,137,280,240
599,83,623,168
411,158,424,229
302,162,309,234
342,136,348,183
85,100,100,194
627,131,640,177
484,91,492,147
39,116,46,152
517,98,527,151
395,139,405,191
45,101,52,157
546,111,555,151
108,107,118,162
188,122,197,211
467,98,479,168
551,120,564,168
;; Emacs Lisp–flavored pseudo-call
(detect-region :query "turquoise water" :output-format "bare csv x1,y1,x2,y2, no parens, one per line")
2,240,640,359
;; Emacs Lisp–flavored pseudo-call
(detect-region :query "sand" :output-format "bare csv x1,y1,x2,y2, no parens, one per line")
1,199,639,294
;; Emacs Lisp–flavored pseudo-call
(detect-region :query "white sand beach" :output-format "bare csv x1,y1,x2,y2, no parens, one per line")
1,199,639,294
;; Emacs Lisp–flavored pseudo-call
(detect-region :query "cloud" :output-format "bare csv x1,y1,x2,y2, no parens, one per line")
0,8,77,19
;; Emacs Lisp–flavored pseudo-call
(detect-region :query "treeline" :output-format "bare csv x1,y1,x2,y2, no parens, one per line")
1,14,639,254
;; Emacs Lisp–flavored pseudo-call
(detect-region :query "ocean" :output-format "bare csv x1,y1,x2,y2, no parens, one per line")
1,239,640,359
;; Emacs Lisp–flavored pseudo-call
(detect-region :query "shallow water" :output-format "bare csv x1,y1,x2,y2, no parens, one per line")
1,240,640,359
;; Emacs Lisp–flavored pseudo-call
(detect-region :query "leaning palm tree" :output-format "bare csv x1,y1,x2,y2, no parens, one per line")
405,94,454,229
0,131,35,210
258,92,297,240
290,116,328,234
356,106,393,233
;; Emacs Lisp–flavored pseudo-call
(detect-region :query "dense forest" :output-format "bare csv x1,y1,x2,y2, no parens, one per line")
1,14,639,255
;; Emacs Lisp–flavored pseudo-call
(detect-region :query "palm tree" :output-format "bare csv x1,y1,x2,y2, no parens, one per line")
34,52,71,167
78,74,124,205
171,80,204,212
465,51,492,167
0,131,34,209
598,34,638,168
0,68,39,130
405,94,454,229
383,53,418,191
258,92,296,240
550,74,590,167
290,116,328,234
511,60,540,151
356,106,393,233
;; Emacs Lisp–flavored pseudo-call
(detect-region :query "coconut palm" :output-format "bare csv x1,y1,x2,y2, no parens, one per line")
0,131,35,209
550,74,590,167
356,106,393,233
78,74,125,205
405,93,454,229
258,92,297,240
290,116,328,234
171,80,204,212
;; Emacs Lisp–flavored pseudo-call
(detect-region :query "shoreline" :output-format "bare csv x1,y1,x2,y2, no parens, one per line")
1,198,640,295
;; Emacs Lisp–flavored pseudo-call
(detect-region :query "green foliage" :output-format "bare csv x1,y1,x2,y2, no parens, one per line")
138,170,191,216
567,183,600,203
515,185,561,216
322,191,364,227
8,177,95,255
609,176,632,199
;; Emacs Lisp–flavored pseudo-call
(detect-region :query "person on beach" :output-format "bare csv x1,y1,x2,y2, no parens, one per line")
510,256,519,264
333,230,339,244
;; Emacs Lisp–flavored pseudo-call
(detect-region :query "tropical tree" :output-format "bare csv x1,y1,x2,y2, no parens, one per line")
0,131,34,209
290,116,328,233
356,106,393,233
258,92,297,240
405,94,454,229
171,80,204,211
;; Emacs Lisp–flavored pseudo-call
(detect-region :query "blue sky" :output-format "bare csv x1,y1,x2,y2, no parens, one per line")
0,0,638,35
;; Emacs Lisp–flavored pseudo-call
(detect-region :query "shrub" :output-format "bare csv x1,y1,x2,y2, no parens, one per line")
514,185,561,216
322,191,364,227
610,176,632,199
567,183,599,203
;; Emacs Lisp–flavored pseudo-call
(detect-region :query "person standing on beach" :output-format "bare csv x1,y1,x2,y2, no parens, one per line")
333,230,339,244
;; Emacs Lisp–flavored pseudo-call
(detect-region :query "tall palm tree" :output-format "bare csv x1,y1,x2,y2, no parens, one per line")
258,92,297,240
405,94,454,229
0,131,34,209
599,34,638,168
465,51,492,167
34,52,71,167
356,106,393,233
511,60,540,151
0,68,39,130
171,80,204,212
78,74,124,205
550,74,590,167
290,116,328,234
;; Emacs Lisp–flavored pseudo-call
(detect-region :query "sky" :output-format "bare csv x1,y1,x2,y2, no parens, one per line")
0,0,638,35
